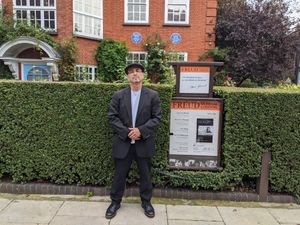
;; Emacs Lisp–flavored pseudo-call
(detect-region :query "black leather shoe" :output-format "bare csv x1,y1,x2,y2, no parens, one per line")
105,202,120,219
142,202,155,218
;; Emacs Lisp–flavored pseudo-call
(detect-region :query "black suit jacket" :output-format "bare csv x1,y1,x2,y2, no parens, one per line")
108,86,161,159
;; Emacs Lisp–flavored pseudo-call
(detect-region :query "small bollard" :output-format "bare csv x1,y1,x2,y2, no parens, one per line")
256,151,272,201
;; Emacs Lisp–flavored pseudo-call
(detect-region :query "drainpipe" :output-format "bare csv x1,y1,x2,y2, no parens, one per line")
296,51,300,84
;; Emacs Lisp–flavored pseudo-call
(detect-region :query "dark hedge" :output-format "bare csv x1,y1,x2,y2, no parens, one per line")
0,81,299,198
215,87,300,197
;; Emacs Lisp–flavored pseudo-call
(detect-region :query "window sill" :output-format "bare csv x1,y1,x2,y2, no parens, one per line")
48,31,58,35
73,33,103,41
163,23,190,27
123,23,150,26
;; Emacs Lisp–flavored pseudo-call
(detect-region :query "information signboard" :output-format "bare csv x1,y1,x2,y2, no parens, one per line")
169,62,223,98
169,98,223,170
179,66,211,95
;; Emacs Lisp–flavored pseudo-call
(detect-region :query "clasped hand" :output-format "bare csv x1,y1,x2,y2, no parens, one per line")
128,127,141,140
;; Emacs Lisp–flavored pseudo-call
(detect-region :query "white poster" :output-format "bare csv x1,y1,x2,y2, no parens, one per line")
169,99,221,157
179,67,210,94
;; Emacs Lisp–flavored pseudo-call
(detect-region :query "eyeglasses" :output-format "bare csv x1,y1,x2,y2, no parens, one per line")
127,68,143,74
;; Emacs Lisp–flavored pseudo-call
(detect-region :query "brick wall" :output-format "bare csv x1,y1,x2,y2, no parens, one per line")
2,0,217,65
104,0,217,62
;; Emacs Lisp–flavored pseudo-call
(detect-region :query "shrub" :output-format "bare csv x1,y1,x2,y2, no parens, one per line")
57,37,78,81
0,61,13,80
96,39,128,82
143,33,174,84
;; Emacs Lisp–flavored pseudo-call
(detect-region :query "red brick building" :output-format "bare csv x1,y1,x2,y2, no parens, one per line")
0,0,217,81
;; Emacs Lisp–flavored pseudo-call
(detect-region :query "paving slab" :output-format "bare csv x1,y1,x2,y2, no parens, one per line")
0,200,63,224
279,224,300,225
50,215,109,225
167,205,222,222
56,201,109,217
268,208,300,224
259,203,300,209
0,199,11,211
169,220,225,225
110,203,167,225
218,207,280,225
0,223,47,225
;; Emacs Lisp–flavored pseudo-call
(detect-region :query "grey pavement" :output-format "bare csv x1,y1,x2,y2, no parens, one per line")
0,195,299,225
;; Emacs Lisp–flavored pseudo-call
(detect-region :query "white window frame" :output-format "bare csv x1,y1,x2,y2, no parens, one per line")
164,0,189,25
75,65,97,82
0,1,2,16
73,0,103,40
13,0,57,31
127,51,148,65
124,0,149,24
169,52,188,62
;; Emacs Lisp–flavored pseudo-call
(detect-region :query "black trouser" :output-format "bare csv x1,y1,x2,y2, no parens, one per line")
110,144,152,204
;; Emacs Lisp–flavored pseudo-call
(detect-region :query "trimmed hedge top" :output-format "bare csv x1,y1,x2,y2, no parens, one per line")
215,86,300,93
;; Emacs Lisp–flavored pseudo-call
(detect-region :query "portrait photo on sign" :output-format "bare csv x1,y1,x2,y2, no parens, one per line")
196,118,213,143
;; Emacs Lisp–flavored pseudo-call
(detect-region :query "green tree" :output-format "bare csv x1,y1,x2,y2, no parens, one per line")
212,0,300,86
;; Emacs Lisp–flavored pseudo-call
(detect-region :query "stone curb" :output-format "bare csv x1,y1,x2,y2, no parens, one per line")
0,181,295,203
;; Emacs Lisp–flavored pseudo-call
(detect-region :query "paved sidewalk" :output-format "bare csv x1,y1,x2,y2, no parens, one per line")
0,195,299,225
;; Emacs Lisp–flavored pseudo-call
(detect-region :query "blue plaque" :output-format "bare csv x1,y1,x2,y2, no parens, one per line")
131,32,142,44
170,33,182,44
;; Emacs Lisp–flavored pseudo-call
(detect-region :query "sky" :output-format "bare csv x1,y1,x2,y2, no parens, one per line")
286,0,300,19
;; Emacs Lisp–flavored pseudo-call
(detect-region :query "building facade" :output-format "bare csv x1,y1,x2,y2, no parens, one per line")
0,0,217,81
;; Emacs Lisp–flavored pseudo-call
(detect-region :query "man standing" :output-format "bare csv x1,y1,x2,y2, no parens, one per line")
105,63,161,219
